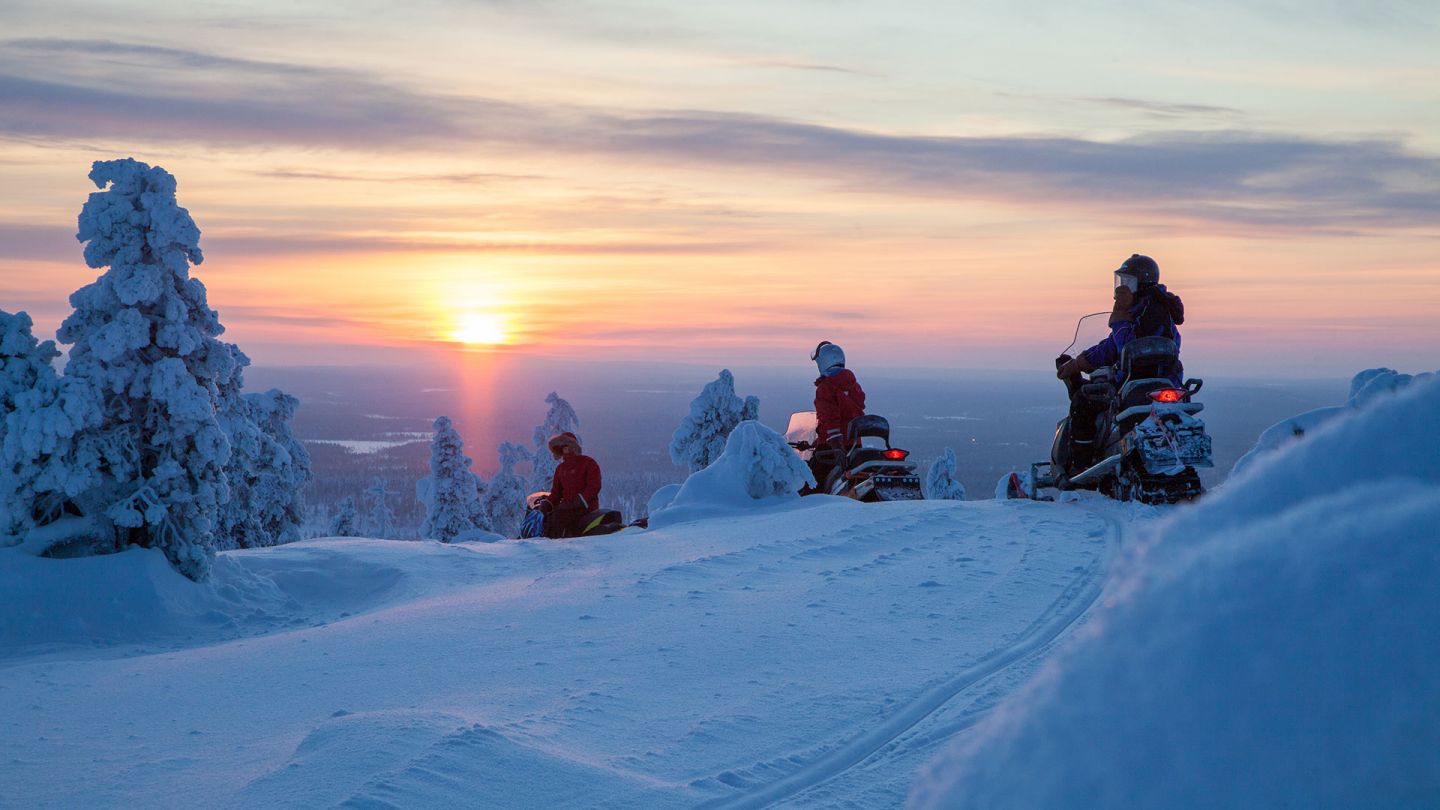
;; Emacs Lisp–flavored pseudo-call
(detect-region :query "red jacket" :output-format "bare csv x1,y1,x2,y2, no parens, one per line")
814,368,866,446
551,454,602,510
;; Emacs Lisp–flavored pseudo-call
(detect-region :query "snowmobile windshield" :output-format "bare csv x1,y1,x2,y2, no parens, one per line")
1062,311,1115,358
785,411,818,445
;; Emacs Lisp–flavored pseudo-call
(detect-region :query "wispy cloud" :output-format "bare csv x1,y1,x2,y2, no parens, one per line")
1074,96,1243,119
253,168,547,185
4,38,1438,231
0,222,769,262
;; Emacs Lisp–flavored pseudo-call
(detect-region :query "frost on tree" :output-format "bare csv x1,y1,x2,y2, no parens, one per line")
529,391,580,494
367,477,396,539
670,369,759,473
419,415,489,542
212,341,311,550
0,311,66,546
924,447,967,501
329,496,361,537
238,386,312,546
483,441,532,538
742,395,760,422
38,159,234,579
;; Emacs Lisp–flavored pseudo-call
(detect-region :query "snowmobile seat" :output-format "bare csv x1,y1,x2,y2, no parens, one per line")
580,509,625,536
1120,336,1180,383
846,414,892,446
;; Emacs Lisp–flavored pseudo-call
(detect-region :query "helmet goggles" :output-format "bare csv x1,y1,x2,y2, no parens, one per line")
1114,272,1139,293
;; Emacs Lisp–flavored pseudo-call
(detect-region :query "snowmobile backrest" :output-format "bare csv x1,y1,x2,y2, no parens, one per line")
846,414,891,445
1121,336,1180,381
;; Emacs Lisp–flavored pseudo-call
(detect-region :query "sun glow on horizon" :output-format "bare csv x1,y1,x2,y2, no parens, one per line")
450,312,510,346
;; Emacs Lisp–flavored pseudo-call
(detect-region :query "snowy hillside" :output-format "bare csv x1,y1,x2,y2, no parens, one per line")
3,373,1436,808
913,374,1440,808
1,496,1115,808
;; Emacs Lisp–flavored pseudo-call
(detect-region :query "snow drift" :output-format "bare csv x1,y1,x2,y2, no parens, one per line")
912,374,1440,808
1231,367,1433,478
649,420,815,528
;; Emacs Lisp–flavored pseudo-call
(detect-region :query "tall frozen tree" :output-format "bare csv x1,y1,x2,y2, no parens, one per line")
367,477,396,539
670,369,756,473
530,391,580,494
418,415,488,542
328,495,361,537
44,158,236,579
483,441,532,538
924,447,967,501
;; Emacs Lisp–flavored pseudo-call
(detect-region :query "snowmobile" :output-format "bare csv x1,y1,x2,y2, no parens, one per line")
1012,313,1213,504
519,492,626,539
785,411,924,502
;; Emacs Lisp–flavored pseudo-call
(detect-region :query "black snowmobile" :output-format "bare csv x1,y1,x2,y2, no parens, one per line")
519,492,626,539
1011,313,1213,504
786,411,924,502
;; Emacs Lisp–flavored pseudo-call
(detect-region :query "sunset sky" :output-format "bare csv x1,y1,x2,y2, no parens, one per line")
1,0,1437,376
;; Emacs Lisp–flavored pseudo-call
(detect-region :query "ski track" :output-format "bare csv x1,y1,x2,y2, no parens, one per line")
695,508,1120,810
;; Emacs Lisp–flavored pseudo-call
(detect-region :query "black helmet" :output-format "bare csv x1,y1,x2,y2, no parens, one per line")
1115,254,1159,288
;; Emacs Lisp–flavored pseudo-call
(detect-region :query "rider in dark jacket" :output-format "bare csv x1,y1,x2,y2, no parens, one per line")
1057,254,1185,472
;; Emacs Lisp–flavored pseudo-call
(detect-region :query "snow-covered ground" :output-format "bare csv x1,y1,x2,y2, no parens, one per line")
4,371,1436,808
1,496,1118,808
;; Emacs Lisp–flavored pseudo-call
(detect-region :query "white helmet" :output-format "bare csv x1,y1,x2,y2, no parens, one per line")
811,340,846,373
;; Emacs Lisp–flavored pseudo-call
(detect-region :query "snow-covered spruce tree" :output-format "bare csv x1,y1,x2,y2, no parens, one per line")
240,387,312,546
529,391,580,494
48,159,236,579
367,477,396,539
669,369,755,473
924,447,967,501
328,495,361,537
418,415,489,542
483,441,532,537
0,311,63,546
742,394,760,423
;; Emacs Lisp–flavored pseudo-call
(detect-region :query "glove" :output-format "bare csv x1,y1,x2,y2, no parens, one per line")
1057,353,1094,379
535,498,554,514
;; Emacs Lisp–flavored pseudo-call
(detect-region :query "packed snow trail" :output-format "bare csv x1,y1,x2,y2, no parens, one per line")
698,512,1119,809
1,497,1113,809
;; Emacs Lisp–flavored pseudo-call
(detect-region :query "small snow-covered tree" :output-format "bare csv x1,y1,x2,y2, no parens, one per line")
242,387,312,545
418,415,489,542
529,392,580,494
329,495,361,537
483,441,532,537
44,159,235,579
925,447,967,501
670,369,755,473
367,477,396,539
0,311,65,546
742,395,760,422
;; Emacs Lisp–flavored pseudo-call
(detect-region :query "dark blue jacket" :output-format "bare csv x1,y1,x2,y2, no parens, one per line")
1082,284,1185,383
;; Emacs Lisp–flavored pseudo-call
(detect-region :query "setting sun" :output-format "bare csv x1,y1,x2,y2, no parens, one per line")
450,312,509,345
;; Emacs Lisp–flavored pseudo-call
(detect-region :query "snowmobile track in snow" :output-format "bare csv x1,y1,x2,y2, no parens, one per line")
698,510,1121,810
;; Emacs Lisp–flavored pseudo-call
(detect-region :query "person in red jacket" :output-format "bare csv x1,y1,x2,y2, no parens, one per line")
809,341,866,489
537,432,602,539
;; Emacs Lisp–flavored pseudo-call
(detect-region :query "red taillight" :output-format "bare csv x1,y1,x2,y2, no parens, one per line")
882,448,909,460
1149,388,1184,403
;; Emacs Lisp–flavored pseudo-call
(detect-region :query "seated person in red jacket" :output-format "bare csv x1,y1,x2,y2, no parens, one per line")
536,432,602,539
809,341,867,489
